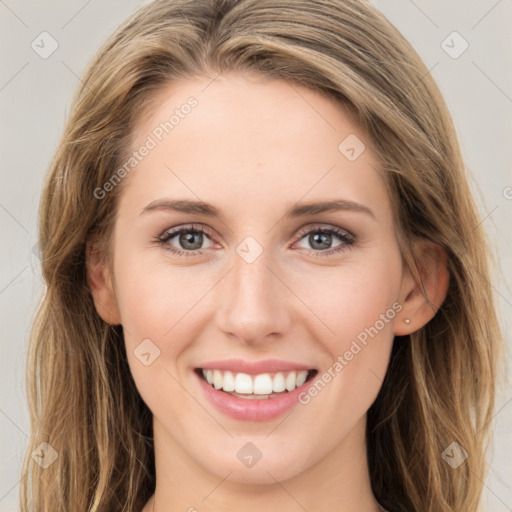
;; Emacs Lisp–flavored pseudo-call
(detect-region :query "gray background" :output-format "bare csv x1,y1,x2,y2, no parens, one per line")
1,0,511,510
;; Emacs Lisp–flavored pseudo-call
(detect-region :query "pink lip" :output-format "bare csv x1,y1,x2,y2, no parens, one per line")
194,367,317,422
197,358,314,375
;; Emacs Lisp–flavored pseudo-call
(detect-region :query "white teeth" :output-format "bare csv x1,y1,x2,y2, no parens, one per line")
201,368,310,395
223,371,235,392
253,374,273,394
234,373,253,394
272,372,286,392
213,370,223,389
229,391,281,400
285,371,297,391
296,370,308,387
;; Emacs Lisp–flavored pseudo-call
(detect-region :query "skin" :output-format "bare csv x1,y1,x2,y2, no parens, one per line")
87,72,449,512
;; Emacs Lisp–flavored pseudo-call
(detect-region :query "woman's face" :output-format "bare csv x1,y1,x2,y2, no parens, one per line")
105,73,407,483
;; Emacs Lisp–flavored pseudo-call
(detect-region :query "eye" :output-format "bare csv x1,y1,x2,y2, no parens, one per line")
156,223,356,258
157,224,217,257
293,225,355,257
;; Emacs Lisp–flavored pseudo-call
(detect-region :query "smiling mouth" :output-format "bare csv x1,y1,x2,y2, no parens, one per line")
195,368,318,399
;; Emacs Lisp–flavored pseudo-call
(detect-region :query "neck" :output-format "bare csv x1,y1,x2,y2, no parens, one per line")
144,415,382,512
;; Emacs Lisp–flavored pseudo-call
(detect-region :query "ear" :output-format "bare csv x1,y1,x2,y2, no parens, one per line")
85,236,122,325
394,238,450,336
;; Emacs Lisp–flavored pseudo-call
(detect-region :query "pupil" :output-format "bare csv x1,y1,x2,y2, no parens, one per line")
180,232,203,250
310,232,331,250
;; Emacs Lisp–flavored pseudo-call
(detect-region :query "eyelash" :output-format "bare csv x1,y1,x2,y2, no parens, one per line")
156,223,356,258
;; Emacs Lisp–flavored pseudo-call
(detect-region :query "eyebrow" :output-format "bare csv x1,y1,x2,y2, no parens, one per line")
140,198,375,220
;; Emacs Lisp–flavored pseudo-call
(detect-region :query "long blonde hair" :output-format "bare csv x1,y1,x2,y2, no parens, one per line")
21,1,502,511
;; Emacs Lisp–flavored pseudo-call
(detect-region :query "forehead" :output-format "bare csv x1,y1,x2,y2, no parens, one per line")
121,73,390,222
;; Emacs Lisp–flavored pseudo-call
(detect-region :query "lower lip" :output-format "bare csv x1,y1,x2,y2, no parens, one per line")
195,371,315,422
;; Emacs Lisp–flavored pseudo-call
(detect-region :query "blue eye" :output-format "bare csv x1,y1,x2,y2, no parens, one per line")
157,224,214,257
294,226,355,257
157,224,355,258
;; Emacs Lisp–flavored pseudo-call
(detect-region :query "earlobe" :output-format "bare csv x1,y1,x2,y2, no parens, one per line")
85,237,122,325
394,239,450,336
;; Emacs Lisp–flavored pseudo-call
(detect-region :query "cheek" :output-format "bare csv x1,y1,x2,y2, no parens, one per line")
113,253,218,398
295,252,402,348
295,253,401,413
114,251,200,339
114,260,200,415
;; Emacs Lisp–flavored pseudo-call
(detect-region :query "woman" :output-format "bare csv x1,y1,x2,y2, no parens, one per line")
21,0,502,511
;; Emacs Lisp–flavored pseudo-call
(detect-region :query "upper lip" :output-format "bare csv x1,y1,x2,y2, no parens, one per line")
197,358,315,375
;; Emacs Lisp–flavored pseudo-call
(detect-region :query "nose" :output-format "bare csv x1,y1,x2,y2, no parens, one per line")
215,245,292,346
